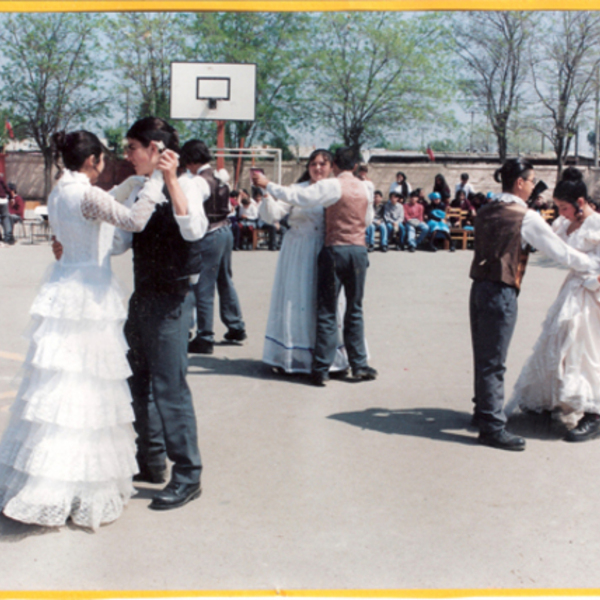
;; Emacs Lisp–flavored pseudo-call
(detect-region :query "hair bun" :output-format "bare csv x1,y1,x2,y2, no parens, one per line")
493,167,502,184
561,166,583,183
52,130,67,150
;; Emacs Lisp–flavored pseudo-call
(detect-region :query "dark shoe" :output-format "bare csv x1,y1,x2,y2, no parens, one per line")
380,246,388,253
149,481,201,510
367,245,374,253
309,371,329,387
478,429,526,451
224,329,247,343
564,413,600,442
352,365,378,381
408,246,415,253
188,336,214,354
329,368,349,380
133,466,166,484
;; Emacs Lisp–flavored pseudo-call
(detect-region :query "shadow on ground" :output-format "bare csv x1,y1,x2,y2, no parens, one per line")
0,514,58,541
507,410,568,441
328,407,477,445
188,356,312,386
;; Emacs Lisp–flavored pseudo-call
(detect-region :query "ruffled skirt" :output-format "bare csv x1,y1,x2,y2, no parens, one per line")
508,271,600,425
0,262,138,529
263,229,349,373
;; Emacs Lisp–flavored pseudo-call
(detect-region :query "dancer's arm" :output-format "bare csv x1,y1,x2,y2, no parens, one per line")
522,210,598,272
258,191,291,224
109,176,147,203
81,171,163,232
264,178,342,208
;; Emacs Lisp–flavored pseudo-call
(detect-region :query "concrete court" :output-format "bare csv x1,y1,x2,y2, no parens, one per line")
0,240,599,592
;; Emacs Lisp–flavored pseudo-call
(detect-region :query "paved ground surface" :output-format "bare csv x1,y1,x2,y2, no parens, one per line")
0,239,599,592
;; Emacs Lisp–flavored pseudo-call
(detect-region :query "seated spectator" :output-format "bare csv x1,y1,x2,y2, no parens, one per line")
471,192,488,212
389,171,411,199
404,190,428,252
8,183,24,228
433,173,451,204
383,191,406,250
425,191,447,219
235,188,259,250
366,189,388,252
455,172,475,199
450,189,476,227
415,187,429,209
354,163,370,181
427,207,455,252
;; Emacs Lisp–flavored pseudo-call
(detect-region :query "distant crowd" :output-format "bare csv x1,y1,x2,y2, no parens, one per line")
223,167,559,254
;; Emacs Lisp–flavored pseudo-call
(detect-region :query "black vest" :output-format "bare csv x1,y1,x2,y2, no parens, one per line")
132,192,201,294
199,169,230,223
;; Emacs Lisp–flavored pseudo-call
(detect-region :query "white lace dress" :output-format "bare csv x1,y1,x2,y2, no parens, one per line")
259,185,349,373
0,169,161,529
509,213,600,423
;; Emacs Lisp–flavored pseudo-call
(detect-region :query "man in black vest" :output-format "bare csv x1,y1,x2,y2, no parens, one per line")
120,118,208,510
181,140,246,355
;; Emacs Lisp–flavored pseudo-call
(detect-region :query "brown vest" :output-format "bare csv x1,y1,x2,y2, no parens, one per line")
325,171,369,247
469,200,529,290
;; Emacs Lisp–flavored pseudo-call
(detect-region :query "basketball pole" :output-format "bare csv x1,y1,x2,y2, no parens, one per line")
216,120,225,170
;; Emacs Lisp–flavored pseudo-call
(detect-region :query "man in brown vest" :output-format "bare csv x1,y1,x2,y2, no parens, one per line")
470,158,597,451
252,147,376,386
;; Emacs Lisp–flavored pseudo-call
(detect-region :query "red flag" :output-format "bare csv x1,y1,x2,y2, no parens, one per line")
5,120,14,139
426,146,435,162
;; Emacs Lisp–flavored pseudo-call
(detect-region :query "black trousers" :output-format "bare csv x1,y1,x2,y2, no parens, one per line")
125,289,202,484
470,280,518,433
313,245,369,375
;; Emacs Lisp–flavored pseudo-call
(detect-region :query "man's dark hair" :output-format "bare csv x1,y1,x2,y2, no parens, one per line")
461,172,469,181
332,147,358,172
374,189,383,197
180,139,212,168
126,116,180,152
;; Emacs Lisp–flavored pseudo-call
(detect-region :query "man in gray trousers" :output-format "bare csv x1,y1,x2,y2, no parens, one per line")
182,140,246,355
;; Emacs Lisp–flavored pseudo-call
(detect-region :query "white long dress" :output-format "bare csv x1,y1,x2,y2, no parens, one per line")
0,169,160,529
509,213,600,422
259,184,349,373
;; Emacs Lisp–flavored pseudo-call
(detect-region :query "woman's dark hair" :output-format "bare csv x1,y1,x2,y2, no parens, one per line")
396,171,406,181
52,130,105,173
126,116,180,152
553,166,588,207
433,173,451,201
297,148,333,183
493,158,534,193
180,139,212,168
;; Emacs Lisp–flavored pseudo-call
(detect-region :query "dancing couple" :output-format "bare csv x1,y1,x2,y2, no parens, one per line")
0,117,207,529
252,147,377,386
470,159,600,451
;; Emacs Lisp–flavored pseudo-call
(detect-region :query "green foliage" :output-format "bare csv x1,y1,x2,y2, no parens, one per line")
0,13,109,196
186,12,311,150
106,13,189,121
304,12,452,154
103,126,125,158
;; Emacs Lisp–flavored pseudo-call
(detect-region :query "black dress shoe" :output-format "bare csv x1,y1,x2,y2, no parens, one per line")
149,481,202,510
478,429,526,451
329,368,349,380
309,371,329,387
352,365,378,381
133,466,166,484
564,413,600,442
188,336,214,354
224,329,247,342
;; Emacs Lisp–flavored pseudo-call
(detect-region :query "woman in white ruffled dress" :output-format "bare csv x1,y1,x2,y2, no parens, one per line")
258,149,349,374
0,130,165,529
509,167,600,441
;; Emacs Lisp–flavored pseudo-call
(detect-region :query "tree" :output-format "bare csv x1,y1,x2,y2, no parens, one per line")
304,12,450,156
187,12,311,150
451,12,533,162
106,13,189,122
529,12,600,174
0,14,108,198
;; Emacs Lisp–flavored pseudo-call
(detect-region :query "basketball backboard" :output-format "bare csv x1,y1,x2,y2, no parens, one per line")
170,62,256,121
